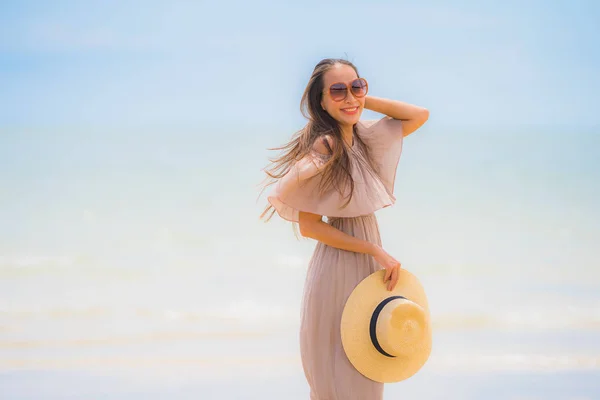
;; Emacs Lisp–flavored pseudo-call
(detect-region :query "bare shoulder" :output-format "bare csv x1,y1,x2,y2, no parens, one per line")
311,134,335,155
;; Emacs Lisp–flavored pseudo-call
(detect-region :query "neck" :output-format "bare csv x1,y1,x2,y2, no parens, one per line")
341,124,354,147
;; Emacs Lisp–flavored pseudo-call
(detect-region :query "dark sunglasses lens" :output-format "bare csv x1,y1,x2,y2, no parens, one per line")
329,83,347,101
351,79,367,97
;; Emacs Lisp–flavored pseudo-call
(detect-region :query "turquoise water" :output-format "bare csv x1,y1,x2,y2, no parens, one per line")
1,125,599,398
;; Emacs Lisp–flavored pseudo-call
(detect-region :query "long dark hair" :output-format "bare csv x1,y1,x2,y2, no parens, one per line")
258,58,378,223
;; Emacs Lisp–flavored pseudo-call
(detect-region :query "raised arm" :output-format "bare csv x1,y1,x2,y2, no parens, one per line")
364,95,429,137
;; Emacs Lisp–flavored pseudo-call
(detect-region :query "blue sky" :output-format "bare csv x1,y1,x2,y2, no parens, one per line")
0,1,598,275
1,0,599,129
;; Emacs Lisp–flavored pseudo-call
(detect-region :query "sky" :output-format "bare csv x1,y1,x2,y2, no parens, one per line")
1,0,599,130
0,0,599,276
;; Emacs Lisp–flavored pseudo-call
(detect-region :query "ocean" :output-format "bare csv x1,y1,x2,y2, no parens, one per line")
1,124,599,399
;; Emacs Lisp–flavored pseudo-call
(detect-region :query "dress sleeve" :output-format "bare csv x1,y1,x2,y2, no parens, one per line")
266,149,333,223
266,119,404,223
356,116,404,196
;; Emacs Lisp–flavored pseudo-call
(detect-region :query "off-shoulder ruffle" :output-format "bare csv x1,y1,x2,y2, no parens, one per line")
266,116,404,223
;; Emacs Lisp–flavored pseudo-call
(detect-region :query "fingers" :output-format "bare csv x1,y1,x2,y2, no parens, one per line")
388,266,399,291
380,253,402,290
384,267,391,283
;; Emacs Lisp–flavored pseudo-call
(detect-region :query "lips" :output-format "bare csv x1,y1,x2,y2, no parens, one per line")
341,107,359,114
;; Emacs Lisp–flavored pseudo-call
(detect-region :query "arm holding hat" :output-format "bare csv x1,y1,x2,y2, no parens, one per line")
299,211,401,291
298,210,377,255
364,96,429,137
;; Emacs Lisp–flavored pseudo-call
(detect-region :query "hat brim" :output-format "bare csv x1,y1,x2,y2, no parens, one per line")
340,269,432,383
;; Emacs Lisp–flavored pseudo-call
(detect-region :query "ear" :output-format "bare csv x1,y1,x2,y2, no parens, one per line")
321,99,326,111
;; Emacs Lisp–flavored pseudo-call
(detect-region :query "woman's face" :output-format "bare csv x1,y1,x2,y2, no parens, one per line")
320,64,366,127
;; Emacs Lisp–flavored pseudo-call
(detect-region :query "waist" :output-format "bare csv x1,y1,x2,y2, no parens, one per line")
327,213,376,223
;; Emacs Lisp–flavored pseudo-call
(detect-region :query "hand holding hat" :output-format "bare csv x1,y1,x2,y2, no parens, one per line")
372,245,402,291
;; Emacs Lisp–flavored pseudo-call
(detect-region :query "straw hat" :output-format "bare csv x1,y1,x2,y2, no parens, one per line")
340,268,432,383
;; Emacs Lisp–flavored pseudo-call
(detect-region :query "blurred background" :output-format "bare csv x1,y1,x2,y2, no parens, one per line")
1,0,599,399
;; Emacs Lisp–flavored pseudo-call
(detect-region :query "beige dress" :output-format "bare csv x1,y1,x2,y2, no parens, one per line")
267,116,404,400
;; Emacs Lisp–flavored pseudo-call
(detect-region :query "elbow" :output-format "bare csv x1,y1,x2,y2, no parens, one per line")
299,220,314,238
298,211,323,238
402,108,429,137
413,108,430,131
419,108,430,124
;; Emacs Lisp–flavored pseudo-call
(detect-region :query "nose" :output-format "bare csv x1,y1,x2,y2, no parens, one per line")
345,89,360,104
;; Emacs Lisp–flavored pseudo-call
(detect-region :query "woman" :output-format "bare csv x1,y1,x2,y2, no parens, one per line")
259,58,429,399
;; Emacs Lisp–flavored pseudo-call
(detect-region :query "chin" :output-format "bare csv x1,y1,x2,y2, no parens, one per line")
336,111,362,126
343,115,362,126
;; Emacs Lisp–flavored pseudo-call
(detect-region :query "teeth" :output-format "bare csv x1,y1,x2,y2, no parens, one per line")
343,107,358,112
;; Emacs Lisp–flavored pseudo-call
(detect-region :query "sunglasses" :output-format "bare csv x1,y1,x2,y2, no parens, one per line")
324,78,368,102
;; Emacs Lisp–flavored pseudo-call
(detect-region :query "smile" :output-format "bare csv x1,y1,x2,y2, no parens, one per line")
341,107,359,114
